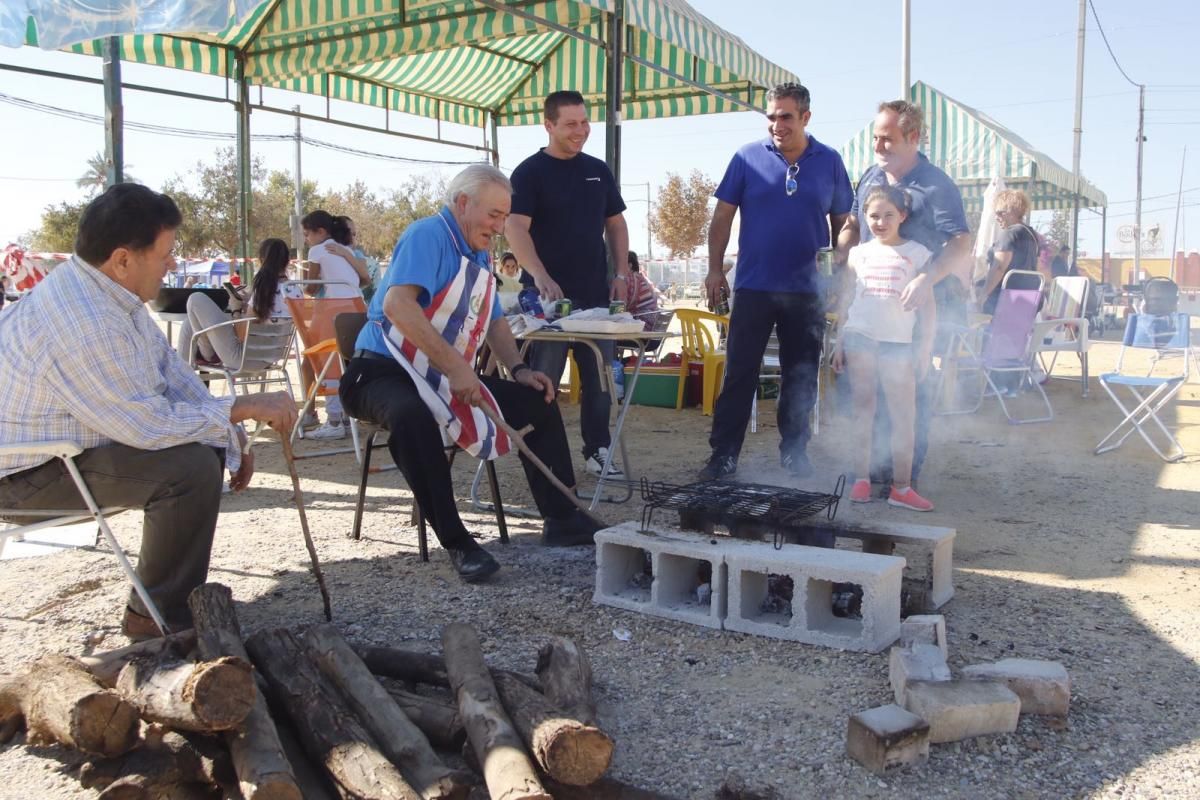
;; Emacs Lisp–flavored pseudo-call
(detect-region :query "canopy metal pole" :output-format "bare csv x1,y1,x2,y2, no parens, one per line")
605,0,625,184
1100,206,1108,284
1170,146,1187,282
235,56,253,274
900,0,911,100
1069,0,1086,258
490,112,500,167
102,37,124,187
292,105,304,258
1133,84,1145,280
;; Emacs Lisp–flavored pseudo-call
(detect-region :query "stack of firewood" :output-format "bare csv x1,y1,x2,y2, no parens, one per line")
0,582,665,800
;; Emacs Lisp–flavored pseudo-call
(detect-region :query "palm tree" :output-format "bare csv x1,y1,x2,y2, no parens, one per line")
77,152,136,196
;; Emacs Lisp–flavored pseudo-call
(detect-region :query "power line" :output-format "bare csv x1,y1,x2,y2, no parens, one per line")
1087,0,1141,88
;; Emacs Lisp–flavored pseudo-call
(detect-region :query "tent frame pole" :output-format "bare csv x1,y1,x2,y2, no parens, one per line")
235,55,253,276
102,36,124,188
605,0,625,183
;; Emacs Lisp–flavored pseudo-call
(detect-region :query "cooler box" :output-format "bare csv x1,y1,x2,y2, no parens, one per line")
628,365,682,408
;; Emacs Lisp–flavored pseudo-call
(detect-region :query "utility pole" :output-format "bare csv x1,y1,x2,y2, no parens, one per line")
1134,84,1146,280
292,105,304,259
1170,146,1186,282
900,0,911,100
1069,0,1086,258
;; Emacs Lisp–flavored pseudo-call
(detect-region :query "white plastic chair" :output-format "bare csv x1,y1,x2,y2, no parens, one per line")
0,441,169,634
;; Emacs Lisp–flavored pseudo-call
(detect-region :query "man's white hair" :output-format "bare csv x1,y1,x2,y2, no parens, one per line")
445,163,512,207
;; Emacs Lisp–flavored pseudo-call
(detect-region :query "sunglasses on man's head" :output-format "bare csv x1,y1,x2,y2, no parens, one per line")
785,162,799,197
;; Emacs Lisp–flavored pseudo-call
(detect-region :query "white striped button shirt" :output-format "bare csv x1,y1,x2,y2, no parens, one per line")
0,256,240,479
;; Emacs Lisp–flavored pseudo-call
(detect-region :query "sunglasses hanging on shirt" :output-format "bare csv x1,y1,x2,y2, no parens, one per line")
785,162,800,197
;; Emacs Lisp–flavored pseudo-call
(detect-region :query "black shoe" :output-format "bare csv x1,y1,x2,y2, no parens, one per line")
446,545,500,583
781,450,813,478
698,454,737,481
542,509,603,547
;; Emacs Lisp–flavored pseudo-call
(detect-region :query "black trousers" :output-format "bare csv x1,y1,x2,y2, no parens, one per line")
0,443,223,626
340,356,577,549
709,289,825,461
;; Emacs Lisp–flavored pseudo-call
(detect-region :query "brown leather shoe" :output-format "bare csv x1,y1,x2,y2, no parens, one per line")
121,607,172,642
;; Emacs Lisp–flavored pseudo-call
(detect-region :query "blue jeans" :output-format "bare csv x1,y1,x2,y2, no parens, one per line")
528,340,615,456
709,289,824,461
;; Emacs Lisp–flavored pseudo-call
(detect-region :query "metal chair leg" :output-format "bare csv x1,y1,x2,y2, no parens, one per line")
484,460,509,545
351,431,375,541
416,504,429,562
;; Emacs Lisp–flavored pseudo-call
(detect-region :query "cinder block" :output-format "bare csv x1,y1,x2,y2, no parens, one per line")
593,524,725,628
900,614,948,659
846,704,930,775
890,643,951,705
824,520,956,611
724,544,905,652
961,659,1070,717
903,680,1020,743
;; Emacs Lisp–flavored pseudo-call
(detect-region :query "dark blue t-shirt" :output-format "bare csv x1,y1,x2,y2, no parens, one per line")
852,153,969,260
714,135,854,294
510,149,626,308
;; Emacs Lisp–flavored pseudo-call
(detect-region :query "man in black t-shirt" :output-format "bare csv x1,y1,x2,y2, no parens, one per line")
506,91,631,478
1051,245,1071,279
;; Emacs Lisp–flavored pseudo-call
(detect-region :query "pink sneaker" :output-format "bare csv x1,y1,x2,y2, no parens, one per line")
849,479,872,503
888,486,934,512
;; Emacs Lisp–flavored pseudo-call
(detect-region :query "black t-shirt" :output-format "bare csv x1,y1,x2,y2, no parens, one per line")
989,224,1039,273
509,149,626,308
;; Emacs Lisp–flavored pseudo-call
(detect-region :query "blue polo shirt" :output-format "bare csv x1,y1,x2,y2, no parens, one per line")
715,135,853,294
356,206,502,356
852,153,969,260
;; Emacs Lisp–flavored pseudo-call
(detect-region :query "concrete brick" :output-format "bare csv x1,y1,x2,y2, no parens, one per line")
961,659,1070,716
890,644,951,705
724,544,905,652
812,519,956,611
900,614,948,659
593,524,726,629
846,704,930,775
903,680,1020,743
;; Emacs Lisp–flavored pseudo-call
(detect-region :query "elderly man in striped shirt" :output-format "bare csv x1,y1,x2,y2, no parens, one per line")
0,184,296,640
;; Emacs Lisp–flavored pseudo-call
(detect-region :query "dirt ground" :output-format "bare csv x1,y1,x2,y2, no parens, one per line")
1,320,1199,799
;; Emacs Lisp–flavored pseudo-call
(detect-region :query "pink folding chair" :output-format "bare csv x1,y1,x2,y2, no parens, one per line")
961,287,1054,424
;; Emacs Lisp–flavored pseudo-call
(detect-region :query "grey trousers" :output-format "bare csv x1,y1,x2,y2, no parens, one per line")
0,443,223,625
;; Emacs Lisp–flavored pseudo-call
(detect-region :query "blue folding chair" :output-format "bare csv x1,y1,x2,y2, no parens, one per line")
1095,313,1191,462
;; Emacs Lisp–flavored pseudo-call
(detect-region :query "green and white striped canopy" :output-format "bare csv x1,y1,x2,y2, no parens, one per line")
839,81,1106,212
35,0,797,128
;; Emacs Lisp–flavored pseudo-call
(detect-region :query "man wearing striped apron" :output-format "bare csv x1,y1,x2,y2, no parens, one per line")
341,165,599,583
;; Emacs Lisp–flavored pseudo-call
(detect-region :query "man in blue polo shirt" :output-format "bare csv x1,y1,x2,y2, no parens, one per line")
700,82,854,481
341,165,600,584
836,100,971,492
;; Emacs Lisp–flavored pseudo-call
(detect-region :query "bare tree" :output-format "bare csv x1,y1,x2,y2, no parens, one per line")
652,170,716,258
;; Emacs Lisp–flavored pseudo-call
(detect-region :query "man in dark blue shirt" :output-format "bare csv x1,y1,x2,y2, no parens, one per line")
837,100,972,491
506,91,631,479
700,82,854,481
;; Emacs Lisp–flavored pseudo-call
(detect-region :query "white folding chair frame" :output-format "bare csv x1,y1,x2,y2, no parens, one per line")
1095,376,1186,462
0,441,169,635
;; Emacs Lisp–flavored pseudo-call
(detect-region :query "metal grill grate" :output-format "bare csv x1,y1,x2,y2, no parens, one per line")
639,476,844,533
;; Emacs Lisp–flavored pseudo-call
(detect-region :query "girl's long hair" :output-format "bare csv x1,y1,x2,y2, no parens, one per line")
252,238,291,321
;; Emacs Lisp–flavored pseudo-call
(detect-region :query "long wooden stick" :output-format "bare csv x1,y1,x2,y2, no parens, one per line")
477,403,600,522
277,437,332,621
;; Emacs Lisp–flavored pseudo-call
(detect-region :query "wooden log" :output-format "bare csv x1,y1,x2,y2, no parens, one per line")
80,730,237,797
80,630,198,687
7,654,140,757
493,673,613,786
115,654,255,732
541,776,682,800
247,628,422,800
441,623,549,800
356,646,540,692
535,637,597,724
271,719,343,800
187,583,301,800
380,682,466,751
303,624,472,800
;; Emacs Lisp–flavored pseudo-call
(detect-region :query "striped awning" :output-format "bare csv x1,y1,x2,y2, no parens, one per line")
26,0,797,128
839,81,1106,212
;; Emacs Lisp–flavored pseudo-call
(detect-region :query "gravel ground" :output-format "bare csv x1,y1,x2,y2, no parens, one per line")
1,332,1198,800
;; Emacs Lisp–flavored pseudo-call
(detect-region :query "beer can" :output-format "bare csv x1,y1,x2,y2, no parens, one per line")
553,298,573,319
816,247,835,277
608,300,626,315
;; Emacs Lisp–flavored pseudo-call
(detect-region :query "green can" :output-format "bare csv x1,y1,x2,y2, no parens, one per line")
553,298,573,318
609,300,626,315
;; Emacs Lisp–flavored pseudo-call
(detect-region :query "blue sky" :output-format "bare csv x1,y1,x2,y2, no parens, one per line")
1,0,1197,261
